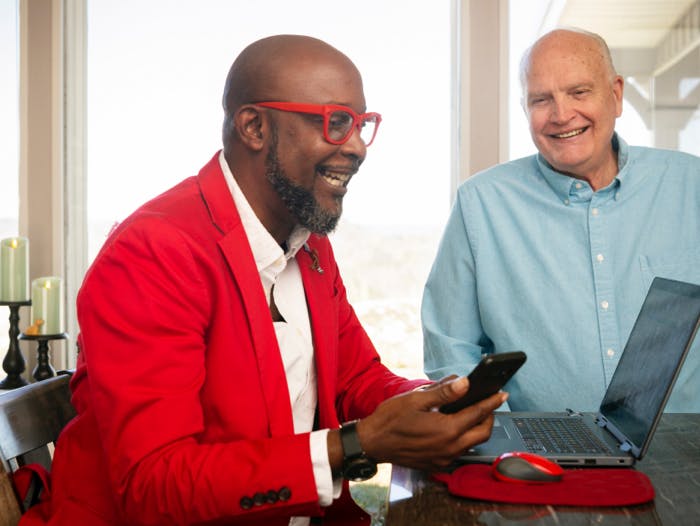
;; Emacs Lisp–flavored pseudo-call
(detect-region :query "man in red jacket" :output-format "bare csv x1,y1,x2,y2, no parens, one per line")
34,35,506,525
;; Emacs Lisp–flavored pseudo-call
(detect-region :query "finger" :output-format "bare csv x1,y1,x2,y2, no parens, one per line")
418,376,470,410
418,374,459,391
455,413,496,453
452,391,508,430
422,413,498,468
482,390,508,411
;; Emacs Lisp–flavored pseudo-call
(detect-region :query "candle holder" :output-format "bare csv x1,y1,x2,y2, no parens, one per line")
0,300,32,389
18,332,68,382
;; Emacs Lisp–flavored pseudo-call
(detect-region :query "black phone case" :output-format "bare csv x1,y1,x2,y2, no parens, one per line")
439,351,526,414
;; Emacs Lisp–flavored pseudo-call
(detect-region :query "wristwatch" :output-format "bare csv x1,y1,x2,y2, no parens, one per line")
340,420,377,481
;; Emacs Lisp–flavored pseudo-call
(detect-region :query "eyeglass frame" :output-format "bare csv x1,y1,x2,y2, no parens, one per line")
254,101,382,146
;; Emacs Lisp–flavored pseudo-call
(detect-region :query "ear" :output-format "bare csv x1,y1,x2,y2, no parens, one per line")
234,105,265,151
612,75,624,118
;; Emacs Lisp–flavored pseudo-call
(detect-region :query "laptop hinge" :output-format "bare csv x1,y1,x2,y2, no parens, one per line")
596,414,639,456
619,440,633,452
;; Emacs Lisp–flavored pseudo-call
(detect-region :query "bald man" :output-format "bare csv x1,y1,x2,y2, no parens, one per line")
33,35,505,526
423,28,700,412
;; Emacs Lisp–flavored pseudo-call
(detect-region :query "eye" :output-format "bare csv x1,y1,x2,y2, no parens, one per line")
329,111,353,130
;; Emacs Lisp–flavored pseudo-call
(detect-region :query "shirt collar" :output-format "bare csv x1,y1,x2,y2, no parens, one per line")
537,133,628,203
218,151,310,272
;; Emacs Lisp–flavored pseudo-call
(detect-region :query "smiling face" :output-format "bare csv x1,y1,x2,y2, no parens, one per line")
223,35,368,240
522,30,624,188
265,120,357,234
262,57,367,235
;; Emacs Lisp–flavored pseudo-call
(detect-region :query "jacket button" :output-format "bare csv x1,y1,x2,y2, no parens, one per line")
253,492,266,506
279,486,291,501
239,496,253,510
266,490,279,504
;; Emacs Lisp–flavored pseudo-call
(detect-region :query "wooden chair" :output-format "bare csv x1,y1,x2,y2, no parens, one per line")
0,374,76,526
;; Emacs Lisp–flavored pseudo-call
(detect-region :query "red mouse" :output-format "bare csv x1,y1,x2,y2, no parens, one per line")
491,451,564,484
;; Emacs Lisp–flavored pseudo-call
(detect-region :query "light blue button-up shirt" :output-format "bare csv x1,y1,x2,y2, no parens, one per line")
422,135,700,412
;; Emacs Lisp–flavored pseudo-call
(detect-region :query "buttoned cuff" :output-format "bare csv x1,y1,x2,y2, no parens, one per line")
309,429,341,506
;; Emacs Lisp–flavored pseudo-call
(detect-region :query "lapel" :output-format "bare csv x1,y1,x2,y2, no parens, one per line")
298,240,340,428
197,152,294,436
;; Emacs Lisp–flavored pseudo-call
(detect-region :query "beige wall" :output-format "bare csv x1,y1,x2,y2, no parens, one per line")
18,0,85,373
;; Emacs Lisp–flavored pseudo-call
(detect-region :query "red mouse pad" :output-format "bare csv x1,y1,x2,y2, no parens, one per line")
433,465,655,506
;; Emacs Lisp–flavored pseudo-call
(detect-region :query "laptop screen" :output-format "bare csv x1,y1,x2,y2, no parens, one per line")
599,277,700,452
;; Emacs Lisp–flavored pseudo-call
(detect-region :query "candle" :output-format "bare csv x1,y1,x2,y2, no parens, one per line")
30,277,65,335
0,237,30,302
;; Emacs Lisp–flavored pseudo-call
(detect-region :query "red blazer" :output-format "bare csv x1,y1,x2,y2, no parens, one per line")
39,152,424,525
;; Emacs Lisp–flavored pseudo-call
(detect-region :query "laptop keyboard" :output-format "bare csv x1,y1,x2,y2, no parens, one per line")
513,417,613,454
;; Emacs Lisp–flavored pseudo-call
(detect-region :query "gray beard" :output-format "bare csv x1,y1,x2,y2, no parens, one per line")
265,130,340,235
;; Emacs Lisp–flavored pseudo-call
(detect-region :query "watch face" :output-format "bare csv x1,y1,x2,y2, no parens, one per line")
344,458,378,482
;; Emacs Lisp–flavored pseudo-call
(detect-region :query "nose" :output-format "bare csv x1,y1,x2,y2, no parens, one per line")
340,124,367,162
550,96,575,124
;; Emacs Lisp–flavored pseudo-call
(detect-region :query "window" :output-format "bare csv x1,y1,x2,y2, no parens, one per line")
0,0,18,239
0,0,19,357
87,0,452,377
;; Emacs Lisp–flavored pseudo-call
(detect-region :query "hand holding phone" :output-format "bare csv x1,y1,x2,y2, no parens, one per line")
439,351,526,414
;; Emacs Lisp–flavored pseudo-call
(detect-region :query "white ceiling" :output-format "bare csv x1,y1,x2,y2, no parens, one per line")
556,0,697,48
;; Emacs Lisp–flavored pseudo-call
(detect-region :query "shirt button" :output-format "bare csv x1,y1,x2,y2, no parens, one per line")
607,348,615,358
575,182,582,189
591,208,599,216
253,492,266,506
601,300,609,310
240,496,253,510
564,199,570,205
596,254,604,263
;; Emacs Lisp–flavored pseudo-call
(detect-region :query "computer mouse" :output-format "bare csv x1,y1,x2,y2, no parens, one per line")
491,452,564,483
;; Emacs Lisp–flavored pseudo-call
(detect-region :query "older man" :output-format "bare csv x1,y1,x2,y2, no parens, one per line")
422,28,700,412
32,35,505,526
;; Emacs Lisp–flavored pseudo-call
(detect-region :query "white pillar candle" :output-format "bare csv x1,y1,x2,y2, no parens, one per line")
0,237,30,302
30,277,65,335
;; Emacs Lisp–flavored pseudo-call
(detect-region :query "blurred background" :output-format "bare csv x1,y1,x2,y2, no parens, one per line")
1,0,699,380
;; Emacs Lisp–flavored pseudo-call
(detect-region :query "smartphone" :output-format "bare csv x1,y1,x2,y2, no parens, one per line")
439,351,527,414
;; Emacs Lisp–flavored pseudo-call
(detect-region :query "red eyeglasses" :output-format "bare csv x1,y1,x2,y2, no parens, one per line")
255,102,382,146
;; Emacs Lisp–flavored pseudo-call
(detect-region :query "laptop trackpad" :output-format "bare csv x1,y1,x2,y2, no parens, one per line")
491,419,510,439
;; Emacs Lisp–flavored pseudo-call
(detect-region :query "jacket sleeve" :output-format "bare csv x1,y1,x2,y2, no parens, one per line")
304,237,428,422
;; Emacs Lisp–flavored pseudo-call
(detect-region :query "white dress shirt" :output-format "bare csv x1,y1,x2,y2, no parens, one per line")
219,152,340,525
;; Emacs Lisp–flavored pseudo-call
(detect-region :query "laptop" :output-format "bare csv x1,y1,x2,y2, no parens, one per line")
461,277,700,466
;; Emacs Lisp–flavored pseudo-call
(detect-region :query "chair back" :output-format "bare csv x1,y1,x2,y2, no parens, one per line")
0,374,76,526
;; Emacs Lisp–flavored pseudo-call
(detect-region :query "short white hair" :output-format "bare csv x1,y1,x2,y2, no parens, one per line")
519,27,617,95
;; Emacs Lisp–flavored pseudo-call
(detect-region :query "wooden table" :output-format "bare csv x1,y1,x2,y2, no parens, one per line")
386,413,700,525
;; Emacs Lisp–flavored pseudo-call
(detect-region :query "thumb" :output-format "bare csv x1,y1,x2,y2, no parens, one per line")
421,376,469,410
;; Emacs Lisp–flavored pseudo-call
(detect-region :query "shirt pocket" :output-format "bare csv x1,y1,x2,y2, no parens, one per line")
639,248,700,290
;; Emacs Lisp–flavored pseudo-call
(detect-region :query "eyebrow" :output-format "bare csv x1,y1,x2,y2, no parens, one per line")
566,82,594,91
527,82,595,99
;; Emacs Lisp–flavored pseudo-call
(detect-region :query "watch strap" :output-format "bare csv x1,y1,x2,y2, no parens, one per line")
340,420,364,460
340,420,378,481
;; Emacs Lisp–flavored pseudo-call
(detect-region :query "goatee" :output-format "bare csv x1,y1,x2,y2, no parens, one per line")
265,129,341,235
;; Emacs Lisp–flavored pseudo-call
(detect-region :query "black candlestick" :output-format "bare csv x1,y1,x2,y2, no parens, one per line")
19,332,69,382
0,300,32,389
